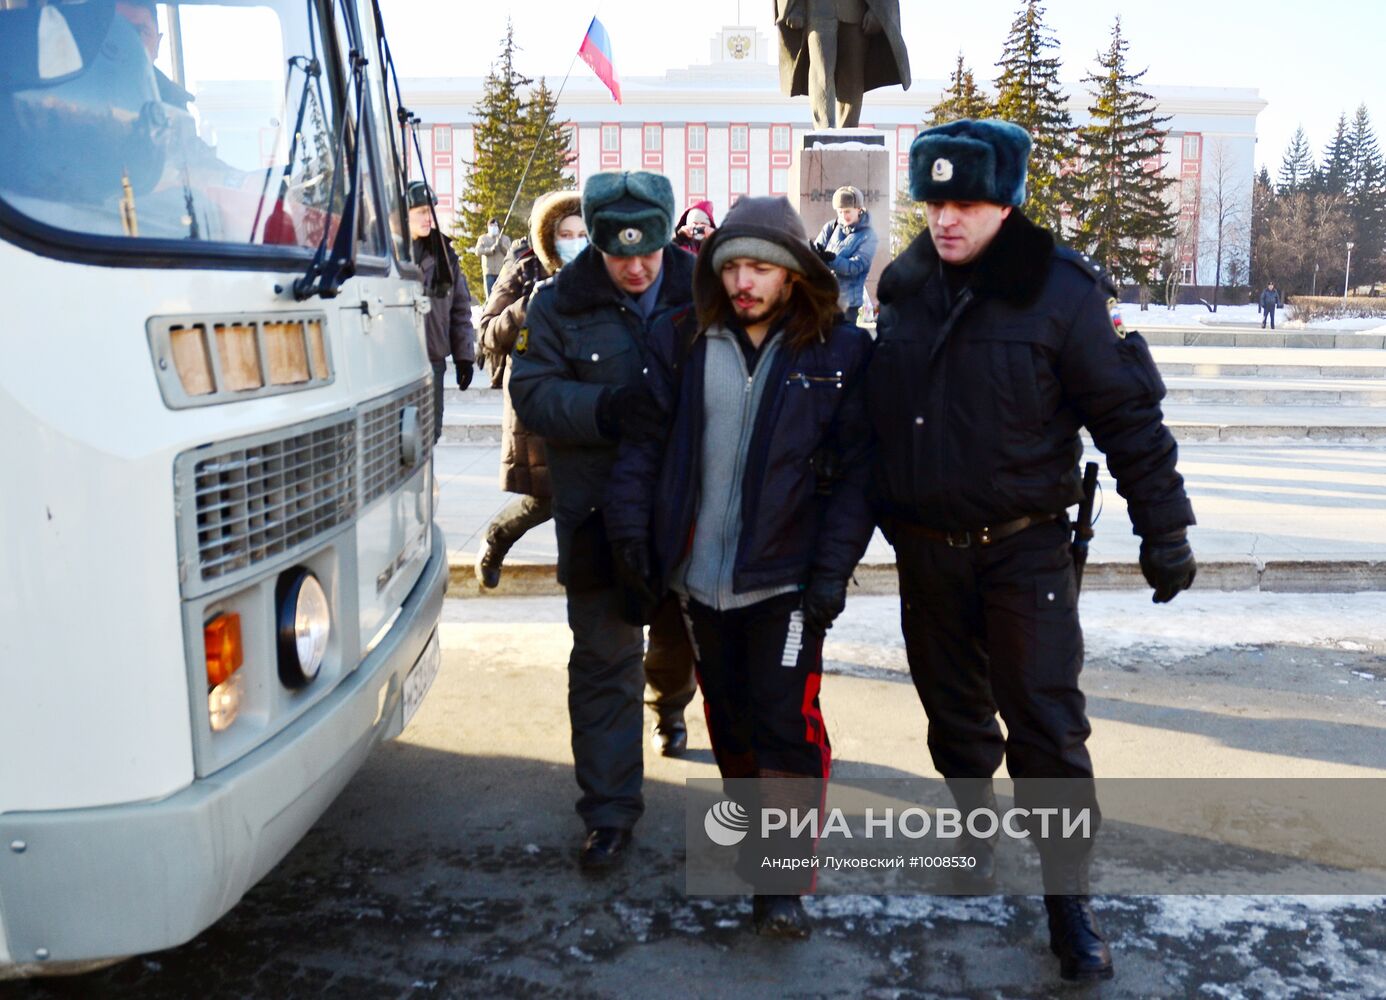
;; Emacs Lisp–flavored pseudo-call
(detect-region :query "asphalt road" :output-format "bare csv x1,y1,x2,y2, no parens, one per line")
8,593,1386,1000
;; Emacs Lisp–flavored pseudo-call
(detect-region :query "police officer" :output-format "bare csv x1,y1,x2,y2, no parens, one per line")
869,119,1197,983
509,171,697,872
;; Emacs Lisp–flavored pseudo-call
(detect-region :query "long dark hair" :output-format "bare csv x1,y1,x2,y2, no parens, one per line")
696,270,841,352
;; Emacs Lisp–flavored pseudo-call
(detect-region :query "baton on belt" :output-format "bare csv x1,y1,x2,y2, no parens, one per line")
1072,461,1100,593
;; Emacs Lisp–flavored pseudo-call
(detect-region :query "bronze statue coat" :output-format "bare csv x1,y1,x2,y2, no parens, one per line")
773,0,911,100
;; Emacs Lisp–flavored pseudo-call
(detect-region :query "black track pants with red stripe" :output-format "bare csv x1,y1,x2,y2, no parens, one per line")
681,592,831,892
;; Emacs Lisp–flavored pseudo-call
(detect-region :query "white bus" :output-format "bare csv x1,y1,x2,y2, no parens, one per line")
0,0,445,975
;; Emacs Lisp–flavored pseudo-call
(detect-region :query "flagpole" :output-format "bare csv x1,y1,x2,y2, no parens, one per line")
501,6,604,230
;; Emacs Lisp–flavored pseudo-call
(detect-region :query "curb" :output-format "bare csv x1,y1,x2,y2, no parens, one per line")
444,556,1386,598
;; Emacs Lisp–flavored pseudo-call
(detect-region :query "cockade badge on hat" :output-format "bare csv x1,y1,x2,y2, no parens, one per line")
618,227,643,247
932,158,954,182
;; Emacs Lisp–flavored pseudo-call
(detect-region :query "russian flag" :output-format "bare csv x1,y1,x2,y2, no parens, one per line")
578,16,621,105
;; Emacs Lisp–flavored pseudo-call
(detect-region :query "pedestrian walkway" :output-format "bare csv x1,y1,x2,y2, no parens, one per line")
435,440,1386,595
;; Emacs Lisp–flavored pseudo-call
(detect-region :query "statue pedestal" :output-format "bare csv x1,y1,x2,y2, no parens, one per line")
789,130,892,314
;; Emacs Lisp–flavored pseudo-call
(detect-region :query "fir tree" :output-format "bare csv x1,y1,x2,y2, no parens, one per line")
1250,166,1275,287
929,52,993,125
1320,113,1353,197
1072,18,1174,288
453,22,572,293
992,1,1078,231
1347,104,1385,288
1277,126,1316,194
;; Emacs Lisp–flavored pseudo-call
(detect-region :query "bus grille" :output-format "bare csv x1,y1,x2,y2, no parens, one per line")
360,378,434,506
192,418,356,580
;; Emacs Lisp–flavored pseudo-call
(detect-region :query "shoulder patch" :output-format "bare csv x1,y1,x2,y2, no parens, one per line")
515,326,529,355
1106,297,1127,340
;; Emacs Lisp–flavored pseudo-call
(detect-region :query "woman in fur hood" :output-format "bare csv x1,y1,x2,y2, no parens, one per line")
475,189,588,587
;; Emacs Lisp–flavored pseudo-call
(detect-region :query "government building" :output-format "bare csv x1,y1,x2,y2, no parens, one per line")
401,24,1266,290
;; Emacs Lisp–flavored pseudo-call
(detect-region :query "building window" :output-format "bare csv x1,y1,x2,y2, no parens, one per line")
730,125,749,152
688,166,706,196
644,125,662,152
688,125,706,152
730,167,749,194
771,167,788,194
772,125,791,152
1180,263,1195,284
1183,134,1200,160
433,168,452,195
1181,178,1199,203
433,126,451,153
602,125,621,152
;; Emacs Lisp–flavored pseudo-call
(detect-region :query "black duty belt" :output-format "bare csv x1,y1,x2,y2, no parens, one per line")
899,513,1059,549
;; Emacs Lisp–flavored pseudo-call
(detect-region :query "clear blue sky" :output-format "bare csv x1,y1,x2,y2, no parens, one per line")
381,1,1385,175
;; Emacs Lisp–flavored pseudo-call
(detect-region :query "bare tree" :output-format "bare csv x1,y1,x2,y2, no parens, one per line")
1159,208,1199,308
1199,138,1250,311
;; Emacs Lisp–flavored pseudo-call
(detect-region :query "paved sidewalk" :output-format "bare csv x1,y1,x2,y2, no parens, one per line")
436,441,1386,595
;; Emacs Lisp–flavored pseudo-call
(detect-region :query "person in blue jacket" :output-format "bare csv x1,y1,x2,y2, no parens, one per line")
813,184,878,323
605,195,875,939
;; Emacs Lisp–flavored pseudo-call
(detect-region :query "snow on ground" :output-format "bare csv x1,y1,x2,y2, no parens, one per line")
822,591,1386,677
1123,302,1386,332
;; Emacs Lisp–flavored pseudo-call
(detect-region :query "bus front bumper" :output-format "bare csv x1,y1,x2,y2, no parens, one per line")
0,526,448,970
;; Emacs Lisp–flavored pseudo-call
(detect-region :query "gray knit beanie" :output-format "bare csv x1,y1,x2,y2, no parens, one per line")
710,236,805,275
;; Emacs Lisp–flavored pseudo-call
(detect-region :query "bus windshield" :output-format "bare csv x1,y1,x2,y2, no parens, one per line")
0,0,382,254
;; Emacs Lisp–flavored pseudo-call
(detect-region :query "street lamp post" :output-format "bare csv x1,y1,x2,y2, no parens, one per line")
1344,242,1355,301
1311,261,1319,296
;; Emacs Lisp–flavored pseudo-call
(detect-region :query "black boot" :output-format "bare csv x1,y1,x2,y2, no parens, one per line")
1041,858,1113,982
474,538,505,589
946,778,999,892
651,713,688,757
751,895,811,939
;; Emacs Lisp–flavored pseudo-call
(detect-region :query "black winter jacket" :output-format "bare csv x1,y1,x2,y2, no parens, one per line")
413,234,476,366
605,310,876,594
509,244,695,586
869,211,1195,538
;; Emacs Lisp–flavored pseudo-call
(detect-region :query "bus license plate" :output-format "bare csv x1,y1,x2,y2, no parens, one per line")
403,631,440,726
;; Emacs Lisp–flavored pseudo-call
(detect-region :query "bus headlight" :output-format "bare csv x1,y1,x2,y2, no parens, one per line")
277,569,331,688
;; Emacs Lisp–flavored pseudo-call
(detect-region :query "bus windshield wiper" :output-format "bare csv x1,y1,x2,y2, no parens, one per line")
293,47,367,301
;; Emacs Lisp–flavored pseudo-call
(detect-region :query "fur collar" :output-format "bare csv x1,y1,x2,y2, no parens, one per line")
553,242,696,315
878,210,1055,309
530,191,583,275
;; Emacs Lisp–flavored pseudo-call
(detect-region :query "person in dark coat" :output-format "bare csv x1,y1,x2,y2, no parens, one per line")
407,182,475,441
813,184,878,323
606,195,874,938
870,119,1198,984
672,200,718,254
1259,282,1281,329
475,190,586,588
509,171,699,871
774,0,911,129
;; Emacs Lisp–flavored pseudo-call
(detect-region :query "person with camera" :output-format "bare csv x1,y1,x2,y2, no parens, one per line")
672,200,718,254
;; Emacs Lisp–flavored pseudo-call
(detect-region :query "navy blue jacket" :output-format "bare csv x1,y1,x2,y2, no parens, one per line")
870,211,1195,538
605,310,876,594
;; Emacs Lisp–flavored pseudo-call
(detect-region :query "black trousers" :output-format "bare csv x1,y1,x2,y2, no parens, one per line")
485,494,552,556
564,588,696,830
682,593,829,892
892,518,1099,867
430,359,446,442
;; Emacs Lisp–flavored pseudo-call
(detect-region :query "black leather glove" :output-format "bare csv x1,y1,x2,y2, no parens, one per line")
455,360,474,391
596,384,661,441
1139,530,1197,604
813,243,837,265
802,576,848,636
612,538,658,625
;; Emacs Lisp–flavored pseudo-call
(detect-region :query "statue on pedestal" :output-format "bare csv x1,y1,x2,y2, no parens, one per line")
774,0,911,130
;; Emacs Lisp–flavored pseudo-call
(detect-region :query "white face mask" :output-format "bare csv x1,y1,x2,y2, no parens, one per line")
555,236,588,266
488,223,500,236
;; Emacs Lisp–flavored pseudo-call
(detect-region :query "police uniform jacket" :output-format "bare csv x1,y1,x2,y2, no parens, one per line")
509,243,695,587
869,210,1194,538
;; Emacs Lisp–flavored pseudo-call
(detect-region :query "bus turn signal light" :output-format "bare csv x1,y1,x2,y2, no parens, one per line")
205,613,244,687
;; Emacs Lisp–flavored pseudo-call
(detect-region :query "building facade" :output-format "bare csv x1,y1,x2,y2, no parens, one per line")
353,26,1270,288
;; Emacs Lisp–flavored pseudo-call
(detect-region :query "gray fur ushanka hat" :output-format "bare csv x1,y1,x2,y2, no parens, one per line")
581,170,676,257
908,118,1032,206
